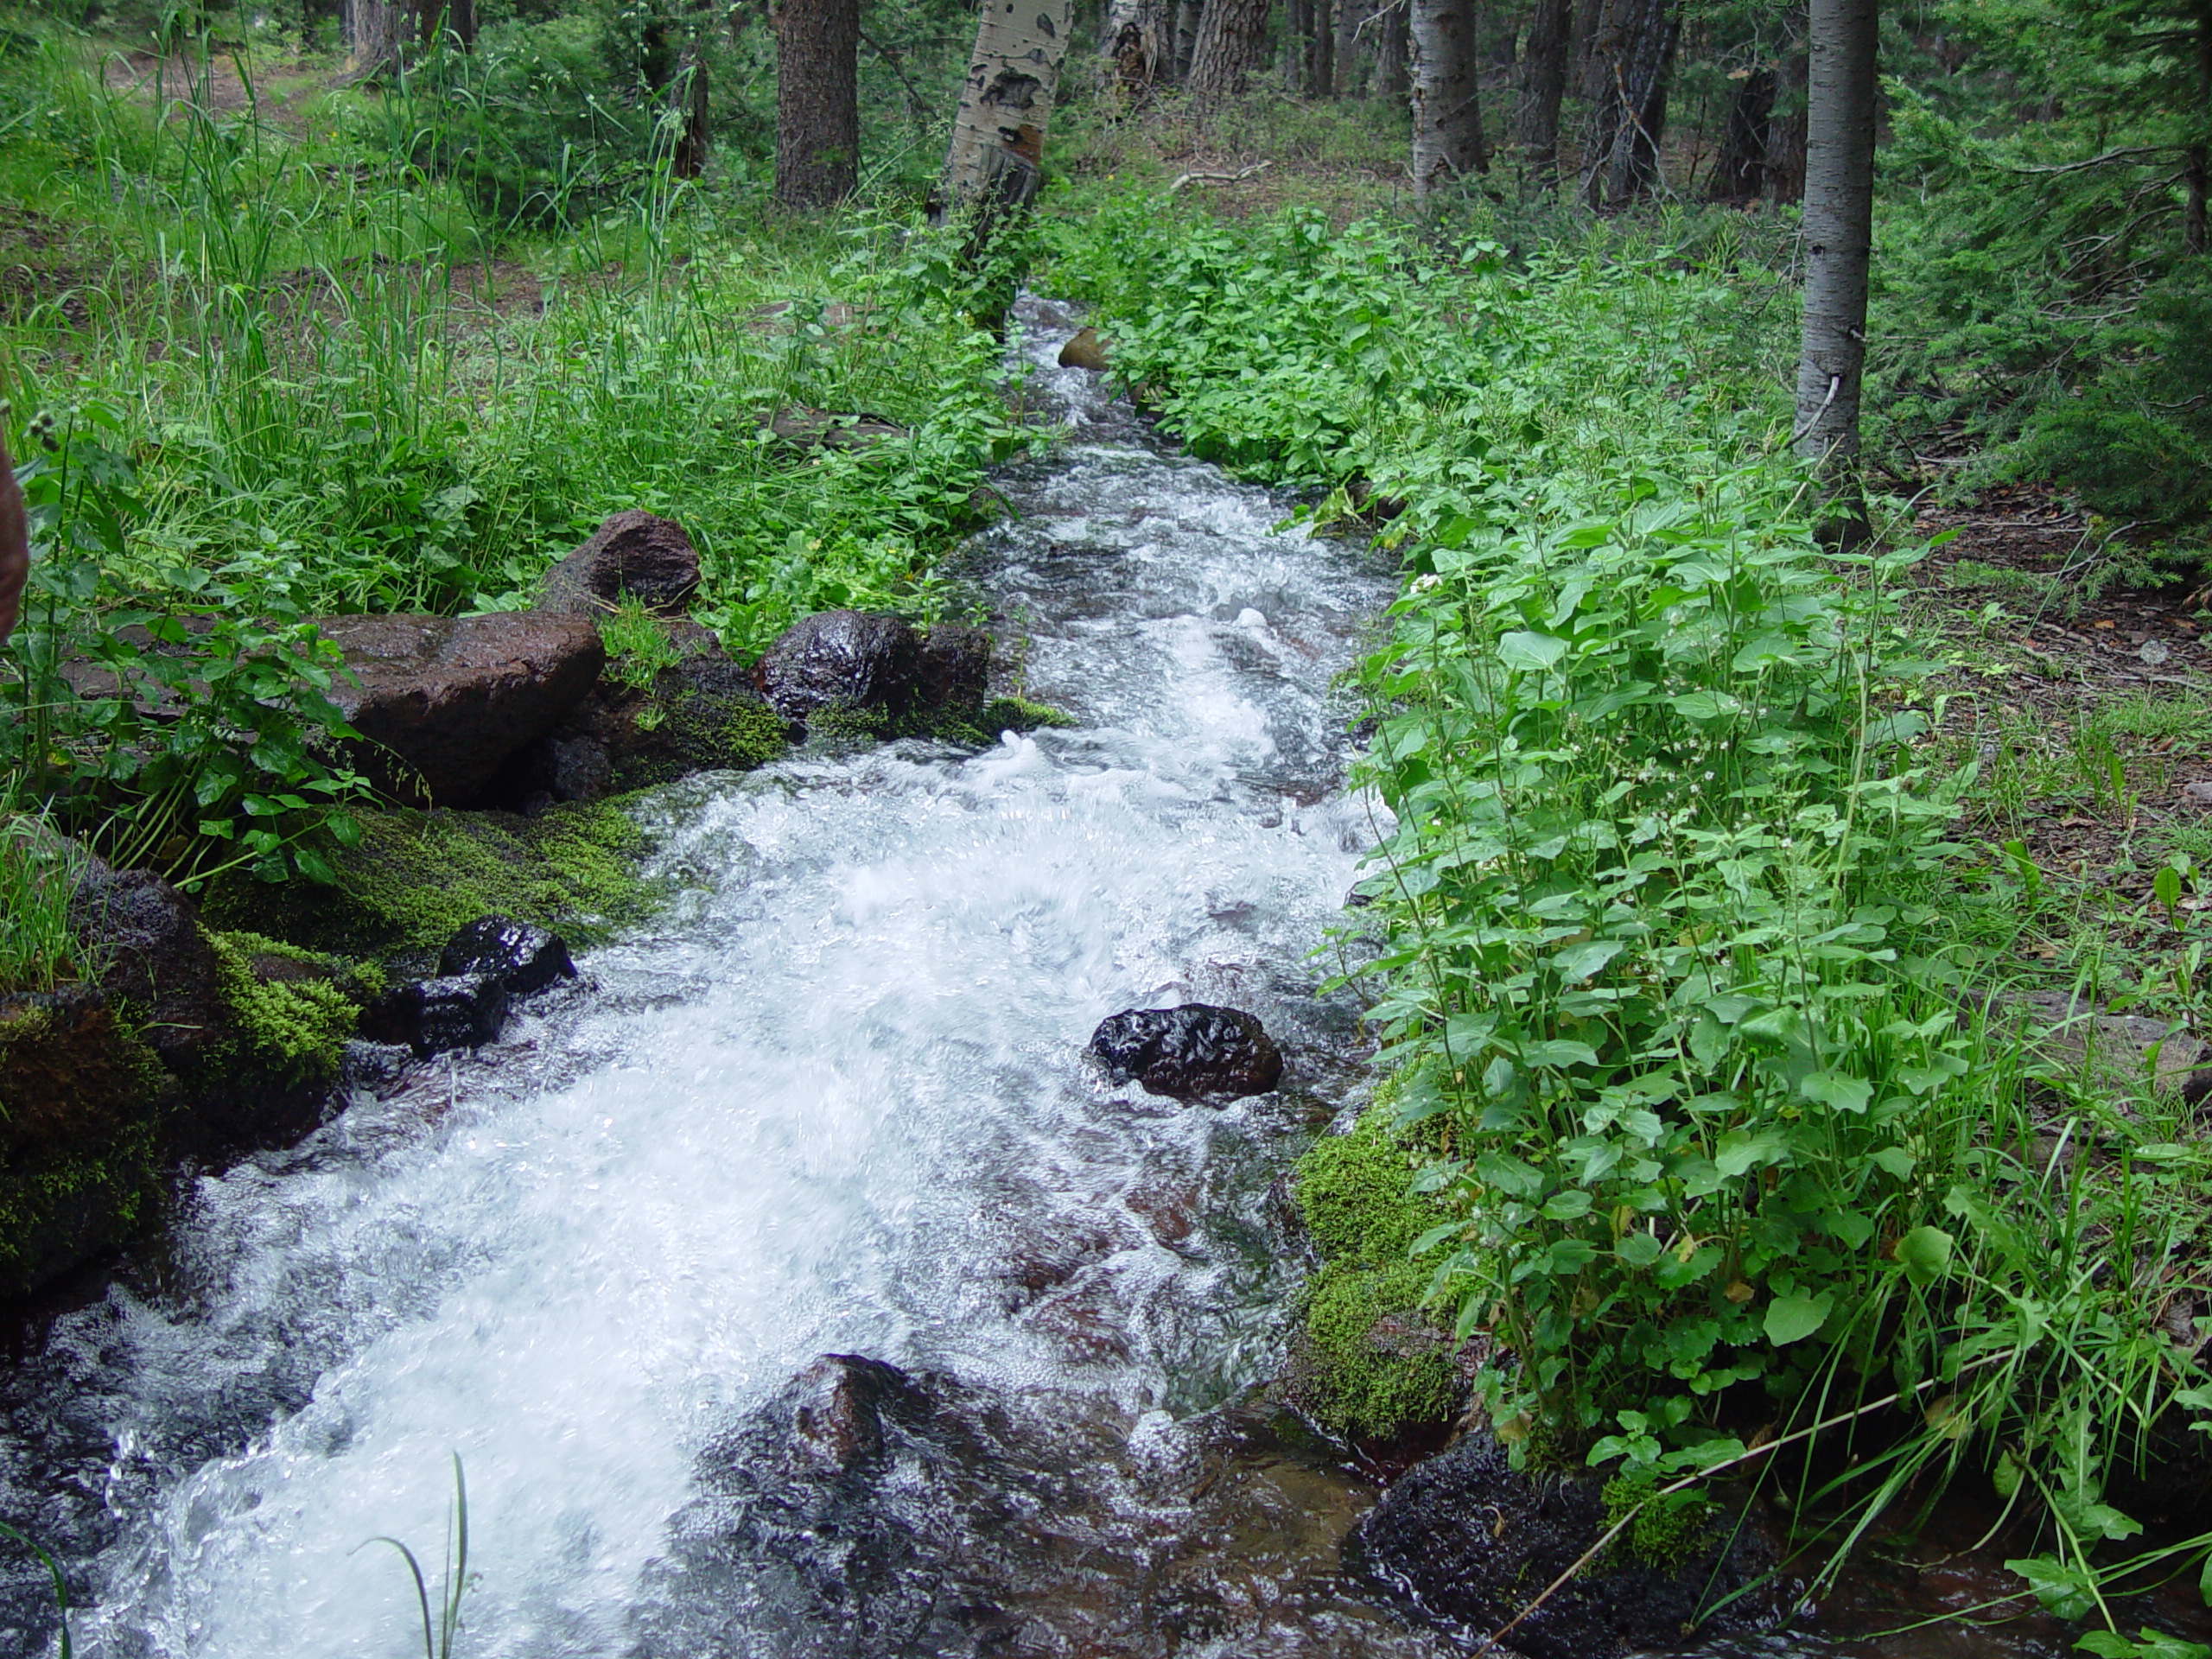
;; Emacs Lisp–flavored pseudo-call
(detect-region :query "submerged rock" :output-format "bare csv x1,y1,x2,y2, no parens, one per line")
357,973,508,1058
536,509,702,619
632,1360,1446,1659
316,613,606,806
1058,326,1109,372
438,916,576,996
1348,1427,1794,1659
1090,1004,1284,1100
68,868,225,1069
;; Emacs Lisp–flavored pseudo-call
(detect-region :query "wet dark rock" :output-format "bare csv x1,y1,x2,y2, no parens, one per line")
536,510,702,619
1090,1003,1284,1100
315,612,606,805
356,973,508,1058
67,867,225,1069
1348,1427,1793,1659
437,916,576,997
1058,326,1109,371
0,984,165,1299
753,609,921,729
563,645,785,793
633,1366,1446,1659
913,624,991,724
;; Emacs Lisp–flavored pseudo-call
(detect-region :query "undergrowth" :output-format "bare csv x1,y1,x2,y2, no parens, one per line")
1044,188,2212,1648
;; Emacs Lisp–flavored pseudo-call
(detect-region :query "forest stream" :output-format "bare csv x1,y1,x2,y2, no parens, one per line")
0,301,2200,1659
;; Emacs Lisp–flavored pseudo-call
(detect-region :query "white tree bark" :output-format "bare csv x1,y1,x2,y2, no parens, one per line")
938,0,1074,214
1410,0,1486,200
1792,0,1877,473
1101,0,1170,99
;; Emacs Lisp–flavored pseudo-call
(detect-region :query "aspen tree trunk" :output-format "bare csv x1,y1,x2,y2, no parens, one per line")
1792,0,1877,518
1411,0,1487,199
1187,0,1272,101
1511,0,1570,169
1102,0,1167,99
938,0,1073,216
1173,0,1201,79
773,0,859,207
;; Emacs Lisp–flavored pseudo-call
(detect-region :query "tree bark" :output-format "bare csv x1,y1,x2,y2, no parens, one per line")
938,0,1074,216
1187,0,1272,101
1511,0,1570,169
668,7,713,178
1765,37,1808,201
1103,0,1169,99
2189,10,2211,254
1312,0,1337,96
1411,0,1487,199
1793,0,1878,499
1377,0,1409,96
1173,0,1202,79
773,0,860,207
342,0,404,73
1709,64,1774,200
416,0,473,48
1334,0,1364,93
1580,0,1673,206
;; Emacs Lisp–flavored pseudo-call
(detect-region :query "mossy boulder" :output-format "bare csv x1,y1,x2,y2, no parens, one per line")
1287,1109,1463,1441
0,985,166,1298
201,800,654,963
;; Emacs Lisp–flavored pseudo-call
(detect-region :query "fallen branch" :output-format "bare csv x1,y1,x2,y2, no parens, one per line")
1168,162,1271,192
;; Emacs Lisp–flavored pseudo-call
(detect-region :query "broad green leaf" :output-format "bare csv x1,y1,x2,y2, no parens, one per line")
1552,938,1625,983
1801,1071,1872,1114
1893,1226,1955,1287
1763,1289,1832,1346
1497,630,1567,671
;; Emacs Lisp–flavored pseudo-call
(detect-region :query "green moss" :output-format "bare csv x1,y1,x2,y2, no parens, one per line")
1295,1110,1435,1266
204,799,657,960
806,702,893,745
1300,1258,1459,1439
664,689,788,773
1601,1474,1718,1567
1290,1107,1461,1440
923,696,1080,747
205,931,363,1083
0,991,166,1297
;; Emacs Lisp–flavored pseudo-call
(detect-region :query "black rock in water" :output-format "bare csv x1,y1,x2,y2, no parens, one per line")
68,867,226,1070
753,609,921,727
1347,1428,1794,1659
438,916,577,996
358,974,509,1058
1088,1004,1283,1100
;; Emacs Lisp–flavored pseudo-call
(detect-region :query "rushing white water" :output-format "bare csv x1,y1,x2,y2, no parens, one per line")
2,300,1399,1657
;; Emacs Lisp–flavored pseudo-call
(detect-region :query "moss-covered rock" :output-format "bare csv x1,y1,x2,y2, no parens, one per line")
205,931,368,1083
1287,1107,1462,1441
202,800,655,962
0,985,166,1298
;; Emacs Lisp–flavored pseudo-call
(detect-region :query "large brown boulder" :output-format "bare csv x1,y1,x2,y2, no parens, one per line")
68,868,226,1069
537,510,702,619
315,613,606,805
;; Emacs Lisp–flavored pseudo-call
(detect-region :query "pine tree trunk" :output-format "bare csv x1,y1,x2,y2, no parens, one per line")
1333,0,1364,93
2190,10,2211,254
773,0,859,207
1284,0,1309,84
1793,0,1877,495
669,9,713,178
1377,0,1409,97
1187,0,1272,101
1765,35,1808,201
1709,63,1773,199
343,0,403,73
1411,0,1486,199
416,0,473,47
938,0,1073,215
1511,0,1570,169
1596,0,1674,202
1313,0,1336,97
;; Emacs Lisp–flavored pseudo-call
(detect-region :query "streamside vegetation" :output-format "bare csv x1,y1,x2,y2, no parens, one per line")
1,0,2209,1650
